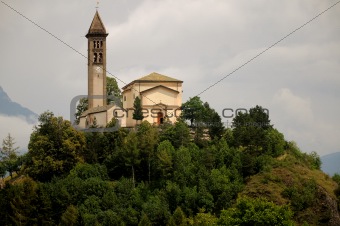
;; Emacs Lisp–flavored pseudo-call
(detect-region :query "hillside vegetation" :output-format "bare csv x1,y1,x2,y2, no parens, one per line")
0,100,339,226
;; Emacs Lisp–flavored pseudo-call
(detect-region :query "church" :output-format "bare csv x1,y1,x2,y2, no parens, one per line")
79,11,183,129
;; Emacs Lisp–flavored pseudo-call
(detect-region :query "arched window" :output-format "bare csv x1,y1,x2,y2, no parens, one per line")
93,53,98,63
98,53,103,63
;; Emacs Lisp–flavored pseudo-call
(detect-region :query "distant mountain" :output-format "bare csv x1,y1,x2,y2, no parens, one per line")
321,152,340,176
0,86,38,124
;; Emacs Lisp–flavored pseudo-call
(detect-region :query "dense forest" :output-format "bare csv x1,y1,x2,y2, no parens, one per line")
0,98,339,225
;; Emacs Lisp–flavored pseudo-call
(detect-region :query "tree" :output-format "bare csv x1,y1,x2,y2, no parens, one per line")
122,132,141,187
173,146,195,187
308,151,321,170
136,121,158,183
203,102,224,139
60,205,78,225
0,162,6,179
1,133,19,178
133,96,144,122
74,98,88,125
106,76,122,105
138,212,152,226
181,97,224,142
194,211,218,226
25,111,86,182
233,105,272,152
159,119,191,149
181,96,205,126
0,177,54,225
218,196,294,226
264,128,286,157
142,195,170,224
1,133,19,161
333,174,340,198
168,207,188,226
84,130,108,164
156,140,175,180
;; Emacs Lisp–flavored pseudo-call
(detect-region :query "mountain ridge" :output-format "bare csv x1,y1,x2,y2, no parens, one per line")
0,86,38,124
321,152,340,176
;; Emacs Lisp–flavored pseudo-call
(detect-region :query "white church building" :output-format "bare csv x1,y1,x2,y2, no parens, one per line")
79,11,183,129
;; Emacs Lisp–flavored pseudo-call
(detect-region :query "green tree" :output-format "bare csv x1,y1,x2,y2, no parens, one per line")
103,128,131,180
208,166,243,212
60,205,79,226
137,121,159,183
333,173,340,185
25,111,86,182
142,195,170,224
122,132,141,187
156,140,175,180
1,133,19,160
168,206,188,226
282,179,317,211
0,162,6,178
74,98,88,125
233,105,271,152
264,128,286,157
208,111,224,140
218,196,294,226
1,177,54,225
1,133,19,178
308,151,321,170
133,96,144,122
159,119,191,149
333,173,340,199
181,96,205,126
84,131,109,164
181,97,224,143
202,102,224,139
194,210,218,226
139,212,152,226
106,76,122,105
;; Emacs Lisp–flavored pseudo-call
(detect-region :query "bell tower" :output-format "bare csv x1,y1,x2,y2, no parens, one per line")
86,10,108,109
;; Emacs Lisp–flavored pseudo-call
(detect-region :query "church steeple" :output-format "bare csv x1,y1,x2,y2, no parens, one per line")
86,10,108,109
86,10,107,37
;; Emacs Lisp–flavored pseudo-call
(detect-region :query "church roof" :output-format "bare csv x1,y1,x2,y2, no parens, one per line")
137,72,182,82
81,104,115,117
86,10,107,36
122,72,182,90
140,85,179,94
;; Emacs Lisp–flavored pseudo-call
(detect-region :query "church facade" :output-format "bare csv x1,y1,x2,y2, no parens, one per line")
79,11,183,129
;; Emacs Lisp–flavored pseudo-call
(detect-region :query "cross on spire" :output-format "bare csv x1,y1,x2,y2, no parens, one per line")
96,0,99,9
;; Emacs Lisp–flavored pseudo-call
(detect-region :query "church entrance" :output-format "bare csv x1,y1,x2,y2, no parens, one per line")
157,112,164,125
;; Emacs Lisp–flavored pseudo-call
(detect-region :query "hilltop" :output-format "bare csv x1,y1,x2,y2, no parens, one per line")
242,148,340,225
0,104,339,225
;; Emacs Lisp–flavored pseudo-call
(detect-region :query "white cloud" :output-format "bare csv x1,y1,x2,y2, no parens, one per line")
271,88,340,155
273,88,313,126
0,115,35,155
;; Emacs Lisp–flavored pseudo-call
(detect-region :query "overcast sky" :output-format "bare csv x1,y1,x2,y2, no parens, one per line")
0,0,339,156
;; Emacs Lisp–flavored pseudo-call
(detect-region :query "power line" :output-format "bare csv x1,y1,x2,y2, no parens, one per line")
195,0,340,97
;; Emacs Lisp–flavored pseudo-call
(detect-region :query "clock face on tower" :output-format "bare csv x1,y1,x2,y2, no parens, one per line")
95,66,103,73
